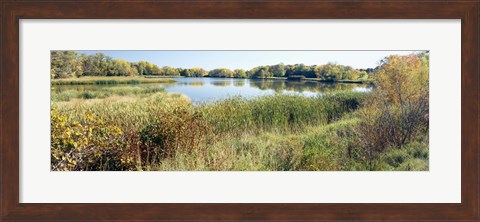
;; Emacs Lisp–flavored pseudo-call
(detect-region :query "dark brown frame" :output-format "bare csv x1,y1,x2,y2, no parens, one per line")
1,0,478,221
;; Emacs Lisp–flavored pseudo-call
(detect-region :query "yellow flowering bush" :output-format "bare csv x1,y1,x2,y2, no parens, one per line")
51,108,135,171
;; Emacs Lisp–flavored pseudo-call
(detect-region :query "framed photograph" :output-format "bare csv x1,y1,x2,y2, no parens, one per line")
1,0,478,221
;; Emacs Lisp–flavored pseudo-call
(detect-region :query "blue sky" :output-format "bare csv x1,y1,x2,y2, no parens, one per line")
75,50,423,70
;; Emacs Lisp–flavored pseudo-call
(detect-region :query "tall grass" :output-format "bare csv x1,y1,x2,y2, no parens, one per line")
51,86,166,101
200,92,364,134
51,90,427,171
51,92,368,171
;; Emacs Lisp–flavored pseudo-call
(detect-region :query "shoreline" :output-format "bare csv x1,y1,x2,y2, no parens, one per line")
51,76,175,85
51,76,371,86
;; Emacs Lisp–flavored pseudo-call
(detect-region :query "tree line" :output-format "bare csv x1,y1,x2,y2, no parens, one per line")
51,51,181,78
51,51,370,81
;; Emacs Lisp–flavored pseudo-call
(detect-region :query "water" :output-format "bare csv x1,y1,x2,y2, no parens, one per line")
54,77,371,104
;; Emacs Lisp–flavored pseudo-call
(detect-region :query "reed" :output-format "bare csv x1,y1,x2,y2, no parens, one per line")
51,91,427,171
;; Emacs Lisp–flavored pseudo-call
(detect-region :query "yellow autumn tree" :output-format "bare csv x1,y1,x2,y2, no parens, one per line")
374,53,428,105
356,53,429,165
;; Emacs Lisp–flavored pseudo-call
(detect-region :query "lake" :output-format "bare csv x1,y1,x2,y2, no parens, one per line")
54,77,371,104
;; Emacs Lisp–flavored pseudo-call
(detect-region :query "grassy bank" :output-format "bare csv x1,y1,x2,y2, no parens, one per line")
51,86,166,102
51,76,175,85
50,91,428,171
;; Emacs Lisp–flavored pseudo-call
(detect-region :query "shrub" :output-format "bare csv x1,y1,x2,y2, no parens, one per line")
51,109,135,171
354,53,429,164
80,91,99,99
138,106,211,168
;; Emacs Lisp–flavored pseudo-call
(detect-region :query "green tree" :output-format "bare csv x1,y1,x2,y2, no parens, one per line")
134,61,149,75
181,68,193,77
112,59,136,76
292,63,315,78
249,66,271,78
190,67,208,77
284,65,296,77
162,66,180,76
313,65,325,78
356,53,429,164
269,63,286,77
80,53,113,76
208,68,234,78
233,69,247,78
50,51,83,78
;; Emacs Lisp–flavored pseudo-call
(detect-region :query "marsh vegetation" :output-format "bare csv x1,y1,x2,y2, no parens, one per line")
50,51,429,171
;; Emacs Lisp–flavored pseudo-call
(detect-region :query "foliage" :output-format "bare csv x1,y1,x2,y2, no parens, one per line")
52,51,372,82
269,63,286,77
181,67,208,77
51,76,174,85
208,68,235,78
355,53,429,165
244,63,368,81
51,51,84,78
51,109,134,171
248,66,271,78
50,52,429,171
133,61,162,75
51,51,178,79
139,105,212,166
314,63,368,81
233,69,247,78
111,59,138,76
51,92,371,171
160,66,181,76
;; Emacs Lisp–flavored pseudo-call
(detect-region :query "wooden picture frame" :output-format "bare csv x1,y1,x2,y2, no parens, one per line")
1,0,478,221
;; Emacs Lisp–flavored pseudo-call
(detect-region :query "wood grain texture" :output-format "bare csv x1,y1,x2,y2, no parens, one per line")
1,0,478,221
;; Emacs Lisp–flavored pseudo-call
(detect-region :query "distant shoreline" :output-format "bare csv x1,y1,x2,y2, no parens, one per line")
51,76,175,85
51,76,370,86
144,75,369,84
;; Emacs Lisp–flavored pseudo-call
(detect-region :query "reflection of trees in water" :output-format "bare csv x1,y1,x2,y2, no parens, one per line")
233,80,246,87
54,79,369,95
249,79,286,93
249,79,363,93
175,81,204,87
210,80,233,87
